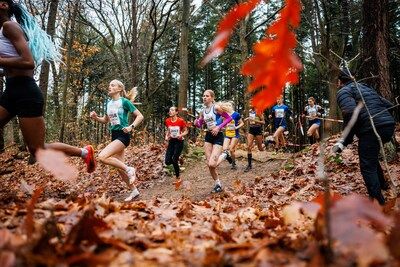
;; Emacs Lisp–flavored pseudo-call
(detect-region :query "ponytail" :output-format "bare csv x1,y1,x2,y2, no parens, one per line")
8,1,62,64
216,101,234,114
125,87,138,103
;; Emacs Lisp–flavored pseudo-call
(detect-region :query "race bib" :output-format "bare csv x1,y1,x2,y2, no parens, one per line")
205,118,216,130
108,107,120,126
225,121,236,138
275,109,284,118
169,126,180,138
308,107,317,117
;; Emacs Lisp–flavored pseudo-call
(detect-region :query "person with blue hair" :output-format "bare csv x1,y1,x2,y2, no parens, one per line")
0,0,96,173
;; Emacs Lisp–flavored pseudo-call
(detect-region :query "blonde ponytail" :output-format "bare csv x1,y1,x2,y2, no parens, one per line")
126,86,138,102
216,101,234,114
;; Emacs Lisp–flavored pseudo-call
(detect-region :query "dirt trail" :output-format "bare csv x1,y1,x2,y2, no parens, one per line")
140,149,286,201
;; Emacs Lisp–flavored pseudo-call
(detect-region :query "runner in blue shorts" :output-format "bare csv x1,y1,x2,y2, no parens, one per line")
269,95,292,150
303,97,323,144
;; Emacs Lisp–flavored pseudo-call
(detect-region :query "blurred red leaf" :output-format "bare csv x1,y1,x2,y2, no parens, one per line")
24,187,44,238
200,0,261,66
201,0,302,112
64,208,110,250
36,149,79,182
0,251,15,267
387,211,400,260
330,194,391,266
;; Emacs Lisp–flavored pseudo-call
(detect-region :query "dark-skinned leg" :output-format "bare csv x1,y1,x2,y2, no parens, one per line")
18,116,45,157
45,142,82,157
0,106,14,128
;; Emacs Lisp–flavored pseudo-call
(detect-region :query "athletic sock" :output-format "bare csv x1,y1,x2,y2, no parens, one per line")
81,148,88,158
247,153,252,167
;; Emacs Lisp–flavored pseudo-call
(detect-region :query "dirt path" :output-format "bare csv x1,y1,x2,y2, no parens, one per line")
140,149,286,201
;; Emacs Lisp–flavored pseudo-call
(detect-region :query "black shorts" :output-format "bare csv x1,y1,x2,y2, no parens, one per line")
249,126,263,136
205,131,224,146
111,130,131,147
0,76,44,117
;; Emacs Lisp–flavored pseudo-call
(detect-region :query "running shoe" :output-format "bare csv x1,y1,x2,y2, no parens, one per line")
84,145,96,173
211,184,223,193
126,166,137,184
174,178,182,190
231,163,237,170
124,188,140,201
224,151,233,164
244,165,252,172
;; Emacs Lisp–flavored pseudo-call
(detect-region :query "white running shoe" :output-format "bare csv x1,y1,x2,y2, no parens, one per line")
126,166,136,184
124,188,140,202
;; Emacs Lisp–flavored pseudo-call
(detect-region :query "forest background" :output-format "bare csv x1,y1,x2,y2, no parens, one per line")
0,0,398,150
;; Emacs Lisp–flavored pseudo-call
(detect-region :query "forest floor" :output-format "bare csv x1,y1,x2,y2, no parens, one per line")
1,127,400,266
142,148,284,202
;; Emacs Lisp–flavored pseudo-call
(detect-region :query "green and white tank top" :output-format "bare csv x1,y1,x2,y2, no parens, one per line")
107,97,137,131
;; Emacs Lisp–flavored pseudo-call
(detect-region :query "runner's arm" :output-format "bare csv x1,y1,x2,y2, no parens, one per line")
90,111,109,124
236,119,245,129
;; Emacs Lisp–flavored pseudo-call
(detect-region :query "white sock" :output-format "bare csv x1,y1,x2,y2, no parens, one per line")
221,152,227,160
132,188,139,194
215,179,221,186
81,148,88,158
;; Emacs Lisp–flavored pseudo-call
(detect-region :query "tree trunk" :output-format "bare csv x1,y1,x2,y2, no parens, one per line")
131,0,138,86
360,0,391,100
59,1,79,142
238,2,250,117
178,0,190,111
39,0,59,115
0,79,3,152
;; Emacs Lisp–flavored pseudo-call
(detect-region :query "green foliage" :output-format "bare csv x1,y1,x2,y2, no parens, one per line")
328,154,343,164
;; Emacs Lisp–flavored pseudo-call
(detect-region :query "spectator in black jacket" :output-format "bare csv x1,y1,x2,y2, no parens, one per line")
332,69,395,205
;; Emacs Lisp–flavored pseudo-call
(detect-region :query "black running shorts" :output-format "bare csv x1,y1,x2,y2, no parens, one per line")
249,126,263,136
111,130,131,147
204,131,224,146
0,76,44,117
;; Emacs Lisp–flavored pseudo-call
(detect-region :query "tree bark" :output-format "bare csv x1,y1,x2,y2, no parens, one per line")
131,0,139,86
0,79,3,152
59,1,79,142
238,0,250,117
360,0,391,100
178,0,190,111
39,0,59,115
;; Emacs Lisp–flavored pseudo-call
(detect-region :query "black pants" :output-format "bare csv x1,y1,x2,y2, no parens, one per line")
165,139,184,177
358,124,395,204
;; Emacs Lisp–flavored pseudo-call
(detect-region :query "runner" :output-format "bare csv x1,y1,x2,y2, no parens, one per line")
165,106,188,189
0,0,96,173
89,81,144,201
244,105,265,172
303,97,323,144
217,102,244,170
269,96,292,151
194,90,233,193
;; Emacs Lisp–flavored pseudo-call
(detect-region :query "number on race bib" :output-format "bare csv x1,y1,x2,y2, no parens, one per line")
169,126,180,138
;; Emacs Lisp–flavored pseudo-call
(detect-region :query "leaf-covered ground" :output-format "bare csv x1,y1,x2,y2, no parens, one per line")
1,127,400,266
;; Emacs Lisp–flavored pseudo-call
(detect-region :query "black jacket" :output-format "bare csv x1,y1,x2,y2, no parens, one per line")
337,82,395,145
